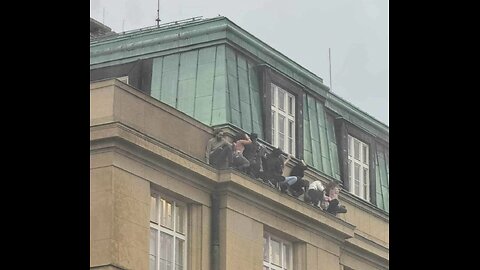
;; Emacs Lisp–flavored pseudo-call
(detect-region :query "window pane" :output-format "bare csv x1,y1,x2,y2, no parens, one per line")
175,238,184,270
271,84,275,107
161,199,174,229
278,115,285,150
362,145,368,165
176,204,185,234
348,160,352,182
272,111,276,146
348,135,352,156
288,96,293,115
151,195,158,223
283,244,290,269
263,235,269,262
354,140,360,160
354,163,360,181
288,138,293,154
160,233,173,270
354,180,360,195
288,120,293,138
150,228,157,270
363,168,369,199
278,89,285,111
271,238,281,266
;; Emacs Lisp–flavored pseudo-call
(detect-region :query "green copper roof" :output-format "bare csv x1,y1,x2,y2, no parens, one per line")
90,16,388,212
90,16,388,137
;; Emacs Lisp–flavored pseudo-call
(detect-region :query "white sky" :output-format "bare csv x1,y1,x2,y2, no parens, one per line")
91,0,389,125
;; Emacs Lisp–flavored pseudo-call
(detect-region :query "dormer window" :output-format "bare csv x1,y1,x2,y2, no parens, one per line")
271,83,296,155
348,134,369,201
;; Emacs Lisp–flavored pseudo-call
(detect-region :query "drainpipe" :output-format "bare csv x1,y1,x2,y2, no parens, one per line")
211,191,220,270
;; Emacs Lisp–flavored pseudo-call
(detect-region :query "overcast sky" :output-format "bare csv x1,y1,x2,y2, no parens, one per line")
90,0,389,125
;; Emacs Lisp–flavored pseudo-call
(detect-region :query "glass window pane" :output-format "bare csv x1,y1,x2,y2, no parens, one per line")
362,145,368,165
348,159,352,182
160,233,173,270
278,115,285,151
271,112,276,146
271,84,275,107
363,168,369,199
278,115,285,134
161,199,174,229
288,96,293,115
283,244,290,269
151,195,158,223
176,204,185,234
348,135,352,156
288,120,293,138
271,238,281,266
354,181,360,195
278,89,285,111
263,235,269,262
175,238,184,270
354,163,360,181
354,140,360,160
288,138,293,154
150,229,157,270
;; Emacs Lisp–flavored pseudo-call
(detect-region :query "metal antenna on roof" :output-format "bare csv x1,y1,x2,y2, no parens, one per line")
122,19,125,33
329,48,333,90
156,0,161,27
102,8,105,25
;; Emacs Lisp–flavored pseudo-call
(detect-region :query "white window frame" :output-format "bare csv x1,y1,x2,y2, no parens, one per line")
263,232,293,270
271,83,296,156
347,135,370,201
150,191,187,270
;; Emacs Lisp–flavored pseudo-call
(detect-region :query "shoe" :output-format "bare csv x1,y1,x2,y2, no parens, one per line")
265,180,275,188
337,206,347,214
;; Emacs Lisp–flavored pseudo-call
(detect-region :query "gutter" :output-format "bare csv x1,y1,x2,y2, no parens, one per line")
211,191,220,270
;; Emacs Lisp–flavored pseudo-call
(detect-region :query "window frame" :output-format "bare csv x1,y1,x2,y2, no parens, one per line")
263,232,293,270
270,83,296,156
348,134,370,201
260,67,304,158
150,191,187,270
334,118,378,205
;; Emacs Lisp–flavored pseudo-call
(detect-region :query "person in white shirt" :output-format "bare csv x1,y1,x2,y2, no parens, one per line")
305,180,327,208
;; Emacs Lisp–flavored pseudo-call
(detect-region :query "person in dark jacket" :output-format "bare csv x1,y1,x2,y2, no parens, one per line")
282,160,309,197
261,147,287,188
243,133,266,179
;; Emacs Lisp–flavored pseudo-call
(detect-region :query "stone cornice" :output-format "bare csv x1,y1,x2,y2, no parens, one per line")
342,239,389,269
91,122,358,244
216,170,356,242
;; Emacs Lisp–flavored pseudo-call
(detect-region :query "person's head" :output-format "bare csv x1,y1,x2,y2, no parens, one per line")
234,132,246,142
250,132,258,142
325,181,341,195
271,147,282,157
213,129,224,140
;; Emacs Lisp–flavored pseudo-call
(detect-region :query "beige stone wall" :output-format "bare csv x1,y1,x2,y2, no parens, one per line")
341,200,389,246
221,208,264,270
90,152,150,270
91,80,212,162
90,80,388,270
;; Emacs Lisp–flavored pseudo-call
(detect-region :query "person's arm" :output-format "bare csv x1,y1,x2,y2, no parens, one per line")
238,134,252,146
284,154,293,166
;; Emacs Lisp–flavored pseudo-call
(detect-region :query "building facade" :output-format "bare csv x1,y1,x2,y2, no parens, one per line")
90,16,389,270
